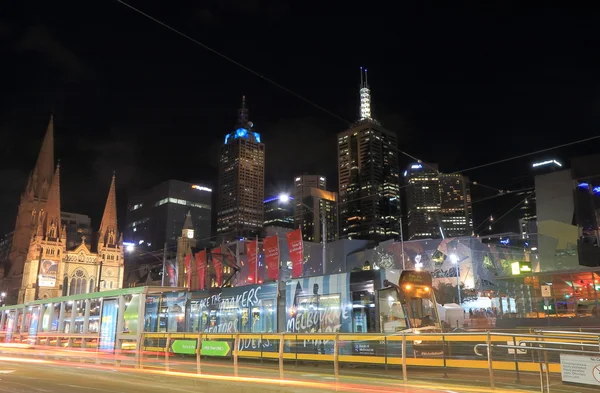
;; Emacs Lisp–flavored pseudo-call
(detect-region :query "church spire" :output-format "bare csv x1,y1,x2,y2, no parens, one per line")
183,210,193,230
359,67,372,121
30,115,55,200
98,173,118,248
42,163,61,240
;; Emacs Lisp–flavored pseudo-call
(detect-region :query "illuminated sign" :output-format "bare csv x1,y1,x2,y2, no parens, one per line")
532,159,562,168
411,164,422,169
399,270,433,287
224,129,262,144
511,261,532,275
192,185,212,192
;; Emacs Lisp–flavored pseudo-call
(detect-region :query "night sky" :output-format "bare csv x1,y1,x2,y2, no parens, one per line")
2,1,600,236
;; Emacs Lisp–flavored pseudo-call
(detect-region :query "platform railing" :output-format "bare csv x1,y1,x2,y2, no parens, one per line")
2,330,600,391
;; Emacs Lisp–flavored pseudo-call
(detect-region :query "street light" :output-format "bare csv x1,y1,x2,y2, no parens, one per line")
449,254,462,304
279,193,327,275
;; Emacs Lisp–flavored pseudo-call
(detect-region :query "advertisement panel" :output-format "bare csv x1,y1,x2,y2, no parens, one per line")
38,260,58,287
99,299,118,351
27,306,41,345
246,240,258,284
285,273,351,354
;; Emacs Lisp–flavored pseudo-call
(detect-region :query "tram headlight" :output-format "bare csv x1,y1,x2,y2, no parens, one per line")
414,340,422,345
404,284,411,290
424,286,430,292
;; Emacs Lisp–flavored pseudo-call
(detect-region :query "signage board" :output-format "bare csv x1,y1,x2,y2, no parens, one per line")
38,260,58,287
200,341,231,357
399,270,433,287
560,354,600,386
171,340,197,355
541,285,552,298
510,261,532,276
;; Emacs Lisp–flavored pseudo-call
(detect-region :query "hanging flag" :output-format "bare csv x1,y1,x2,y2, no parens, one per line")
195,250,207,290
286,229,304,278
166,261,177,287
246,240,258,284
211,247,223,287
184,254,192,288
264,235,279,281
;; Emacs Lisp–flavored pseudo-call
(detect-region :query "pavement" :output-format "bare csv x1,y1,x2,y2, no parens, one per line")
0,347,597,393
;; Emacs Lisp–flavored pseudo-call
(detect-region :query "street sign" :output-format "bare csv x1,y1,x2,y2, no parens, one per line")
200,341,231,357
171,340,197,355
560,354,600,386
541,285,552,298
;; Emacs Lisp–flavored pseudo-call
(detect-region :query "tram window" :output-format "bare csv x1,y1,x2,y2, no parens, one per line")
378,288,407,333
351,290,376,333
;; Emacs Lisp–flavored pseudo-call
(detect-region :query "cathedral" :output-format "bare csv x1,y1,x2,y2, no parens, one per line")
3,116,124,304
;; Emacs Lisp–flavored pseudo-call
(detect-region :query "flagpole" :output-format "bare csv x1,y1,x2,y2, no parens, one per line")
255,236,259,284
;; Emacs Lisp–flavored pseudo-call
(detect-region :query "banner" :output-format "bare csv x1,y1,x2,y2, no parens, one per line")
211,247,223,287
286,229,304,278
264,235,279,281
184,254,192,288
39,260,58,287
246,240,258,284
195,250,207,290
99,299,118,351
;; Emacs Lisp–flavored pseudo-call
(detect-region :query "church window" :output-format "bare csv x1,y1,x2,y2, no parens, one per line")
89,278,95,293
69,269,88,295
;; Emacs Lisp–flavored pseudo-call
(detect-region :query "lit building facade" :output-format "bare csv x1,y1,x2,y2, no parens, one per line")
338,68,400,241
405,163,472,240
294,174,326,227
217,97,265,240
297,188,338,243
264,196,295,229
124,180,212,251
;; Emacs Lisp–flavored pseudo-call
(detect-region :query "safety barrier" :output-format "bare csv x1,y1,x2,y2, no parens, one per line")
140,331,600,376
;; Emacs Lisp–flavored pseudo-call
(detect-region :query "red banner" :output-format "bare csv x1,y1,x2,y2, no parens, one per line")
286,229,304,278
246,240,258,284
264,236,279,281
195,250,207,290
211,247,223,287
184,254,192,288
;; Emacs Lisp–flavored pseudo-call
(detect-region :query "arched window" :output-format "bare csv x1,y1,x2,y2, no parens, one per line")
89,278,95,293
69,269,88,295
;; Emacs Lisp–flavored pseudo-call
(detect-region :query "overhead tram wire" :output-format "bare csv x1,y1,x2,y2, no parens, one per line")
475,192,534,237
115,0,348,125
115,1,505,192
116,1,595,205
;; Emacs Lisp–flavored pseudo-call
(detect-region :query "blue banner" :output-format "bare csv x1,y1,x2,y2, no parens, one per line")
99,299,118,351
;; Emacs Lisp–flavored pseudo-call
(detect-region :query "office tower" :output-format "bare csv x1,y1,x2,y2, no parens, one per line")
217,97,265,240
125,180,212,250
264,195,295,229
337,68,400,241
405,163,472,240
439,173,473,237
405,163,442,239
298,188,338,243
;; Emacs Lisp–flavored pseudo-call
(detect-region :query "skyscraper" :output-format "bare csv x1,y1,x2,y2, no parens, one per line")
405,163,472,240
337,68,400,241
217,97,265,240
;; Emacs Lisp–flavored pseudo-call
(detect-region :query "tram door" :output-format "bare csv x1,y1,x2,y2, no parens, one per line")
349,270,381,333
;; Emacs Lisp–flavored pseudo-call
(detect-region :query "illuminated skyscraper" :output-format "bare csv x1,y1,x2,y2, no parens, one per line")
405,163,472,240
338,68,400,241
217,97,265,240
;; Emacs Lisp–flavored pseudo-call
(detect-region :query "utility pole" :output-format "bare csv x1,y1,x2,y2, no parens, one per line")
34,246,43,300
161,242,167,287
399,217,405,270
322,204,326,275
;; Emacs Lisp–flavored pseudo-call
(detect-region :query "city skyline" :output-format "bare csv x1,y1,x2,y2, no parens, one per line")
3,2,600,238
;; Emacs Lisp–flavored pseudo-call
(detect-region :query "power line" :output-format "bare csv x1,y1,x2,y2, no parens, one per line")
115,0,348,125
476,192,533,236
450,135,600,174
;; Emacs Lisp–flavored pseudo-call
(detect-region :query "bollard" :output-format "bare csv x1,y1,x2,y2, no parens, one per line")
401,333,407,382
486,332,495,389
196,334,202,374
333,333,339,379
233,334,240,377
278,333,285,384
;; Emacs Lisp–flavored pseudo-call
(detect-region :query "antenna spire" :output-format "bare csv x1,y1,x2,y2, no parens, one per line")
358,67,372,121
